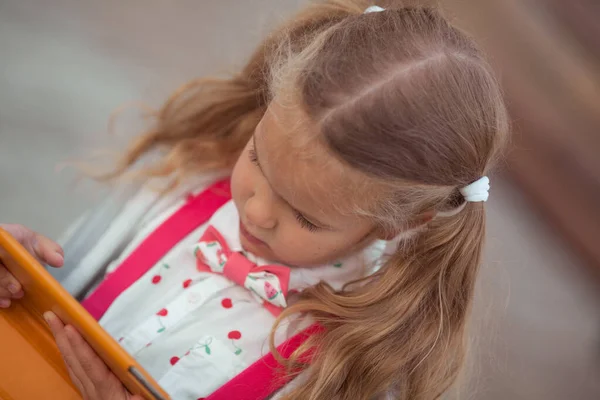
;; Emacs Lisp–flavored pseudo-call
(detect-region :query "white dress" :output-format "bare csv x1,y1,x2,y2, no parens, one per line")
66,176,392,399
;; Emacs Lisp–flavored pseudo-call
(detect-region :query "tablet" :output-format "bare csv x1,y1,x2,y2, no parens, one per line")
0,227,170,400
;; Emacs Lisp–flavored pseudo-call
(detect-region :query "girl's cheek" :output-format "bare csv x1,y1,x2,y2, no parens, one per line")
231,154,250,201
310,242,324,257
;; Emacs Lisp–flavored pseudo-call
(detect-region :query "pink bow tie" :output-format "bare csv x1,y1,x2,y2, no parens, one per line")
194,226,291,316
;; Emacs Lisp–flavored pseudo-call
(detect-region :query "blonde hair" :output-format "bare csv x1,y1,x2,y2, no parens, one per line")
111,1,509,399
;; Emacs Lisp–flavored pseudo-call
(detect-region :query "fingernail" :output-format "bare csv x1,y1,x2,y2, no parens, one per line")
0,299,10,308
8,284,20,295
43,312,53,323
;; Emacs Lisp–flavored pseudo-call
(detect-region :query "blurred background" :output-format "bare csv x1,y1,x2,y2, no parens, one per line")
0,1,599,399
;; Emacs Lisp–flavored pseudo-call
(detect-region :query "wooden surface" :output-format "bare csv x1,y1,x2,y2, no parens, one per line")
448,0,600,274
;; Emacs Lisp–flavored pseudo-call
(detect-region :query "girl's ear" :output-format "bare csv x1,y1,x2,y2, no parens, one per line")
376,210,436,240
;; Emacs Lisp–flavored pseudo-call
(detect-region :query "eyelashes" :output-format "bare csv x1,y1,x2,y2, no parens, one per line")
248,144,321,233
295,211,320,232
248,147,259,165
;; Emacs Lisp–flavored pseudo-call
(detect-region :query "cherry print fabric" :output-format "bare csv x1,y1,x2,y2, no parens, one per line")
98,185,392,399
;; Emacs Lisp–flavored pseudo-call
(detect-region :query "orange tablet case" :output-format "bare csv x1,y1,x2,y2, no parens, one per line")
0,228,170,400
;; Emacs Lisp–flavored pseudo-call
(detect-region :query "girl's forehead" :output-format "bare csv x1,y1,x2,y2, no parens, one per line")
257,102,369,221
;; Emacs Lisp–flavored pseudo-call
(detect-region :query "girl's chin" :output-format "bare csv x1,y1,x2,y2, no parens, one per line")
239,235,328,267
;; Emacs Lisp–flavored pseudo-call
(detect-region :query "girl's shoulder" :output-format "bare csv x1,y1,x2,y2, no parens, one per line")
55,171,229,296
133,171,230,227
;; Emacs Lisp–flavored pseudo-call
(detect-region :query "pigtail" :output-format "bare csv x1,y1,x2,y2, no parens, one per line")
277,201,485,400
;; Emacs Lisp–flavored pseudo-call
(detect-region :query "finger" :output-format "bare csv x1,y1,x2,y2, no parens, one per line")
64,324,111,383
0,224,30,243
44,312,95,395
65,325,132,400
0,286,23,305
45,312,80,370
0,224,63,268
0,297,10,308
0,266,23,298
33,234,64,268
65,362,87,397
0,283,13,298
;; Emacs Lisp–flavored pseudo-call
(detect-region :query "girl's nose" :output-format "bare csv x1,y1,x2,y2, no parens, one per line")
244,192,277,230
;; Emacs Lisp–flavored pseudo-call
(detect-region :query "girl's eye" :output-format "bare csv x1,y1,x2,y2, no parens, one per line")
248,148,259,166
249,142,320,233
295,211,320,232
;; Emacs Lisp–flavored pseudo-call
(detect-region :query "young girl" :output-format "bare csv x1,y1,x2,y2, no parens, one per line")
0,1,508,399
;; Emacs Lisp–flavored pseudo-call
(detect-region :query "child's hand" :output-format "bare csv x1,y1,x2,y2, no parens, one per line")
0,223,64,308
44,311,144,400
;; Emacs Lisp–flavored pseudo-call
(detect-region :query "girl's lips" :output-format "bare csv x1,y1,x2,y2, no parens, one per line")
239,221,268,248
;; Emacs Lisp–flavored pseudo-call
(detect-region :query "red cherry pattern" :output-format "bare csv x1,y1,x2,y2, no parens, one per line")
221,298,232,309
170,356,180,366
183,279,192,289
228,330,242,340
151,264,170,284
156,308,168,317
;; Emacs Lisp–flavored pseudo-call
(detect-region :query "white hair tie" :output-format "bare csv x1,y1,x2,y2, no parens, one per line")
460,176,490,202
364,5,385,13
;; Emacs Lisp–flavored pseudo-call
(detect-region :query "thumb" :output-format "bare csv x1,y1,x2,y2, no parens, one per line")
0,224,62,267
32,234,64,268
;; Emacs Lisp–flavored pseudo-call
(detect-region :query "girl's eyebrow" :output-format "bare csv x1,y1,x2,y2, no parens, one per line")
252,135,332,229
